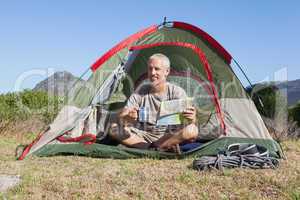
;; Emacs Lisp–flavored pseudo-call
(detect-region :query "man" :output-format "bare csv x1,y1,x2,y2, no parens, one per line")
110,53,198,150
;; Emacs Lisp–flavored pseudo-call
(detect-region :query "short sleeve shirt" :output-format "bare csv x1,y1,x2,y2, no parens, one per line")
125,82,187,125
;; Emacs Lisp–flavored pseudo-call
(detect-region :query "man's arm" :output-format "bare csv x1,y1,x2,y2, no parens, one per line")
120,92,141,125
118,107,138,125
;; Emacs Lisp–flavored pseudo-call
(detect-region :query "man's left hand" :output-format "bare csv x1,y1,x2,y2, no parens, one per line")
182,106,197,124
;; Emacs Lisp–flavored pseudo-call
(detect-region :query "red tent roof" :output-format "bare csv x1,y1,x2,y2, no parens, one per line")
91,21,232,72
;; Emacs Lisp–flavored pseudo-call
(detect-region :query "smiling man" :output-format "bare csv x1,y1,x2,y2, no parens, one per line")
109,53,198,150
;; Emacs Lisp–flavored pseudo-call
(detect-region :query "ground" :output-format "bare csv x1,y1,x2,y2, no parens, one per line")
0,132,299,200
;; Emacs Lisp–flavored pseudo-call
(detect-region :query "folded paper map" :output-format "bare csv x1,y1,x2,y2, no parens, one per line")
156,97,194,125
159,97,194,117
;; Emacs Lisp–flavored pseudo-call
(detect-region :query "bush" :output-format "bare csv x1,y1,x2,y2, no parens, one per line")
0,90,63,133
247,83,300,140
247,83,287,119
289,101,300,126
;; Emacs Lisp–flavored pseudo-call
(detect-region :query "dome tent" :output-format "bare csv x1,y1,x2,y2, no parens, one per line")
18,21,283,160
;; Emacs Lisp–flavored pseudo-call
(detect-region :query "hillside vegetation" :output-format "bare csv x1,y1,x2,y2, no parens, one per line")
247,84,300,140
0,90,63,135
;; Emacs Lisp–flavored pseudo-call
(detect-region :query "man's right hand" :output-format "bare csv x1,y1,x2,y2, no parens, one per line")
119,107,138,124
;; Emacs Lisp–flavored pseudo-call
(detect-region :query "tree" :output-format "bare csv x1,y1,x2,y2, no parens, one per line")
289,101,300,126
246,83,287,119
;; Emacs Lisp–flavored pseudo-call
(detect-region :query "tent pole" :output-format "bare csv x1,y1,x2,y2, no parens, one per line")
65,67,91,102
163,17,167,25
68,67,90,90
232,58,253,89
233,58,265,109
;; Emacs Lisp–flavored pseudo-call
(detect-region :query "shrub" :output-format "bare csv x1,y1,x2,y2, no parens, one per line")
0,90,63,133
289,101,300,126
247,83,288,119
246,83,300,140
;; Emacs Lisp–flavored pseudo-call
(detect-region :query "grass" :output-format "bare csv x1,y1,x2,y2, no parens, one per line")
0,133,300,200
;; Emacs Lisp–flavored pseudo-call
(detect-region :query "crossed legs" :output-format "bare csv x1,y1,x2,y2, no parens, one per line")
109,123,198,150
109,123,150,149
153,124,198,149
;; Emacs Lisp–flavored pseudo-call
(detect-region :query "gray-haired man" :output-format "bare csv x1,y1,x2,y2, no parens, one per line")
110,53,198,150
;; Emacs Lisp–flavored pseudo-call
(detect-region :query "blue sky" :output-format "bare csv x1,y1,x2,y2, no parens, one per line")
0,0,299,93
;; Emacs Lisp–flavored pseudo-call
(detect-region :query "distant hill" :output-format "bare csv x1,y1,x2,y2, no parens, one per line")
277,79,300,106
33,71,84,96
249,79,300,106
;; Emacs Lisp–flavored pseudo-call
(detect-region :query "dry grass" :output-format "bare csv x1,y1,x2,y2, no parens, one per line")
262,116,300,141
0,117,46,137
0,132,300,200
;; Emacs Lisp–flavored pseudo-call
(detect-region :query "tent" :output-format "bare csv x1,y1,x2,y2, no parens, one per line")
18,21,283,160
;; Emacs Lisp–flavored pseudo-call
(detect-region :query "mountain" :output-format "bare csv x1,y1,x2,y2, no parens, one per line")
33,71,84,96
277,79,300,106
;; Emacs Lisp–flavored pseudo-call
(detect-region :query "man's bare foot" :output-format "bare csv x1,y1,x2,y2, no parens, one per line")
109,123,130,140
158,124,198,149
109,123,150,149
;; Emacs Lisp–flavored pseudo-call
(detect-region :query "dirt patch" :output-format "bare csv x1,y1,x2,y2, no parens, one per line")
0,175,21,192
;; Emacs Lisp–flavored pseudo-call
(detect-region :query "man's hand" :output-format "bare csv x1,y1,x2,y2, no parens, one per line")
119,107,138,124
182,106,197,124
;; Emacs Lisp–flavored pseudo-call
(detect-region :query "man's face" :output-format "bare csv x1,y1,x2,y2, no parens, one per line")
147,58,170,88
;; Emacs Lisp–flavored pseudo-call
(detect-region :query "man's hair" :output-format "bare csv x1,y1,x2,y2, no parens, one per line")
148,53,170,69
